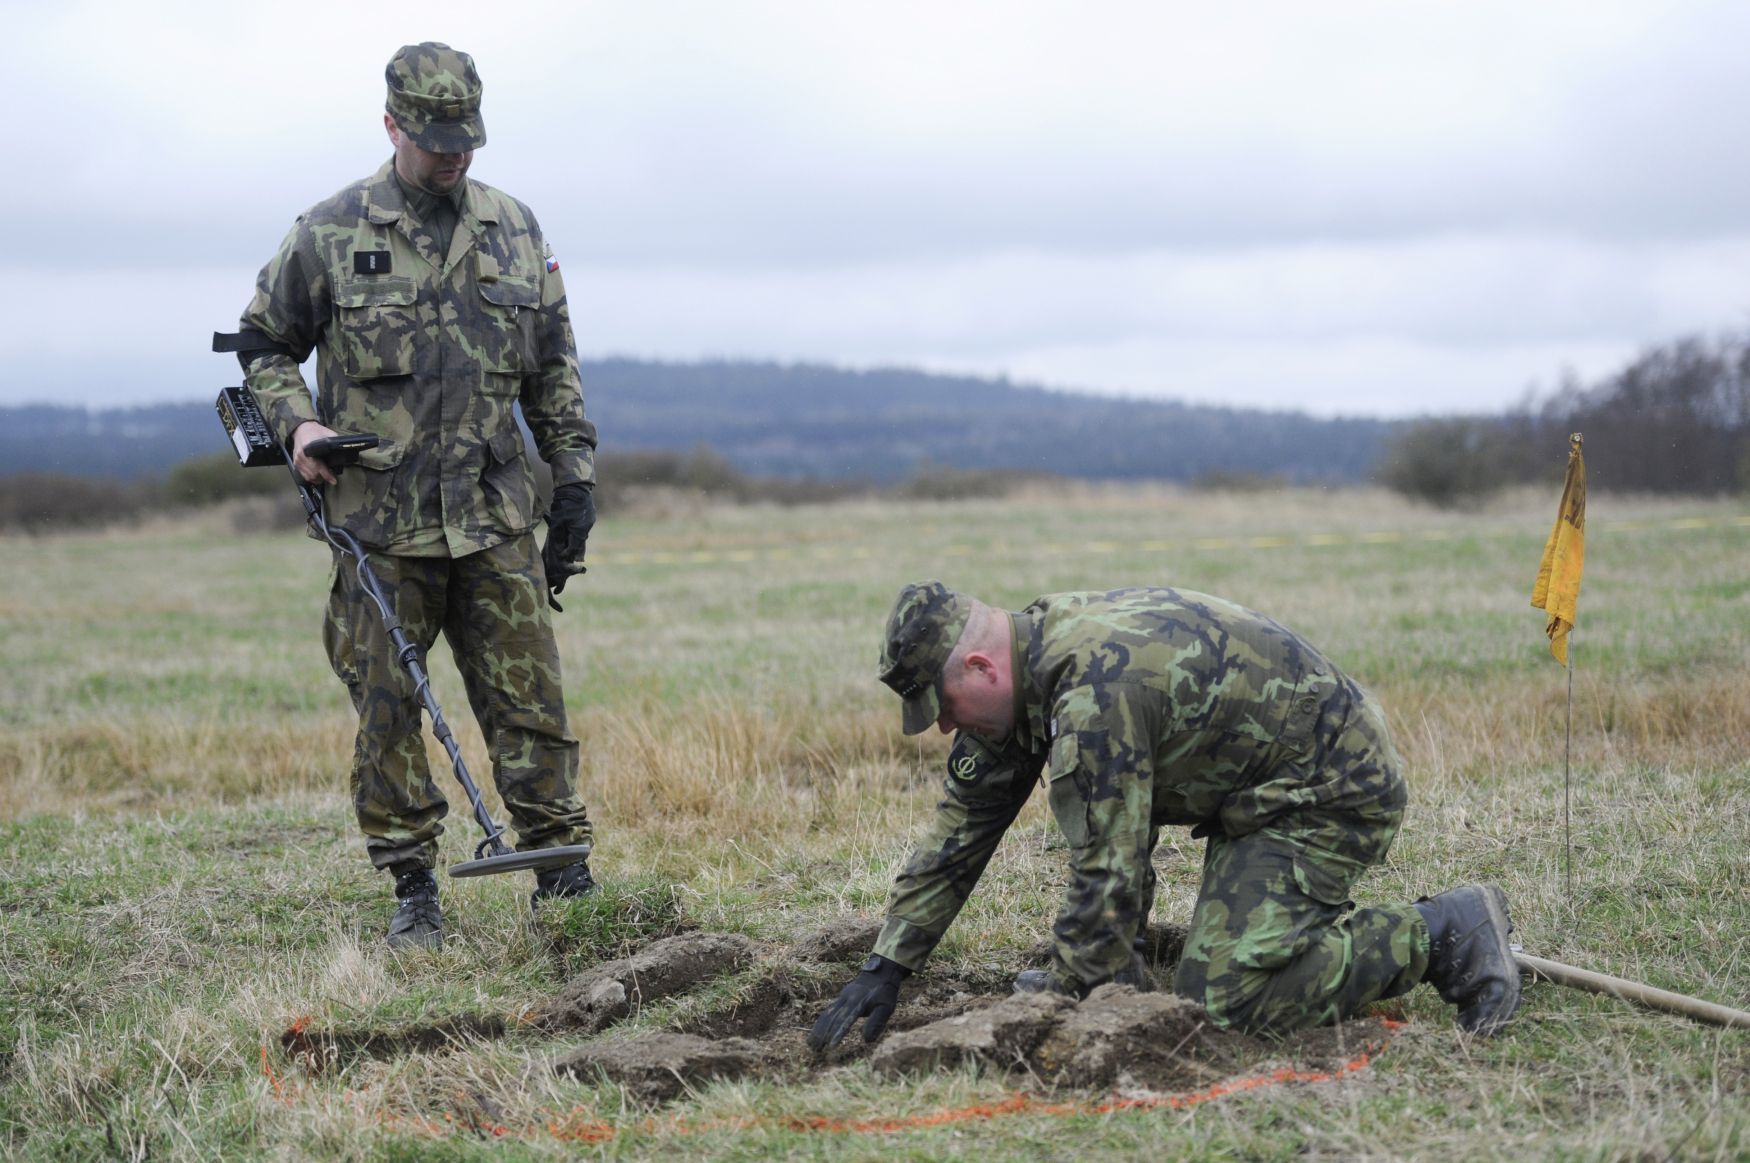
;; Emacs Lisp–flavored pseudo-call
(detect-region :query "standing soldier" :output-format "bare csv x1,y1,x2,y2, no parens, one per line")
222,43,599,949
811,582,1521,1046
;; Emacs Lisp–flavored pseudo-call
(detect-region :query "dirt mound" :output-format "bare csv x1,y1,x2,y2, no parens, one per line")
789,916,885,965
277,921,1388,1109
282,1013,504,1075
536,932,763,1032
1035,984,1246,1090
530,921,1307,1102
554,1033,763,1102
868,992,1074,1076
867,985,1248,1092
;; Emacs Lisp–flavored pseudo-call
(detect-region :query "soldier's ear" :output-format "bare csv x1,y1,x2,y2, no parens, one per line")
963,652,998,682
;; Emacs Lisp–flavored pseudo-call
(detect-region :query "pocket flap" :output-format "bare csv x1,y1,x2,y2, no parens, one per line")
479,275,540,308
356,438,408,471
1291,856,1353,908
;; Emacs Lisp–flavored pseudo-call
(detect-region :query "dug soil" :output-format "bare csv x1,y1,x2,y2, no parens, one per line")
537,919,1389,1103
283,919,1392,1105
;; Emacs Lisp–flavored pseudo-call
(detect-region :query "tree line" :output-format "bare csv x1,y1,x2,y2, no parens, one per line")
1379,331,1750,506
2,334,1745,531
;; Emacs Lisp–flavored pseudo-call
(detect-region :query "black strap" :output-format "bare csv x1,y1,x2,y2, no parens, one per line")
212,329,298,359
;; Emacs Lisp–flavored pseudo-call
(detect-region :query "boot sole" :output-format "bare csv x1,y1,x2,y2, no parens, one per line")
1459,885,1521,1036
386,933,444,951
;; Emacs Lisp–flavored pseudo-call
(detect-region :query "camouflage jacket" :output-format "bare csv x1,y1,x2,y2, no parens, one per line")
873,587,1399,985
239,158,596,555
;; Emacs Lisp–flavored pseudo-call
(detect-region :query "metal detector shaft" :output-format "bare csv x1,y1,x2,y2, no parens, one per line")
291,472,513,861
1517,952,1750,1030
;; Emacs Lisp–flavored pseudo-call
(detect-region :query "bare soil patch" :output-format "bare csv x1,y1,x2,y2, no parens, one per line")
278,920,1391,1104
537,921,1385,1102
534,932,763,1034
281,1013,505,1075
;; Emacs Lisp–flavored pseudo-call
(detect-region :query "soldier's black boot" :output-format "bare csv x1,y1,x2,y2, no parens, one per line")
1112,950,1155,992
1014,949,1150,997
386,866,443,951
531,858,597,910
1416,884,1521,1036
1013,969,1071,995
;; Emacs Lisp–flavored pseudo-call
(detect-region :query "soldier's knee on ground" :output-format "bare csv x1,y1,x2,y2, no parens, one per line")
1203,987,1322,1038
1171,955,1319,1037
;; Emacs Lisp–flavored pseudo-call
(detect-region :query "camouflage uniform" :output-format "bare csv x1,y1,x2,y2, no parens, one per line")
874,586,1429,1035
236,44,594,872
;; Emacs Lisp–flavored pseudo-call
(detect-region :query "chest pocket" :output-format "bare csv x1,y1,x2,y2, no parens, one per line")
476,273,540,378
334,275,418,380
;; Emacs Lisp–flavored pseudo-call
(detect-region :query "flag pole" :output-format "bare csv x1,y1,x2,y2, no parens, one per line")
1564,635,1573,902
1531,431,1585,908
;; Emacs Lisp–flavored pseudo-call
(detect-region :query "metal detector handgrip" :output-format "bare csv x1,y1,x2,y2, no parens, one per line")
303,433,379,470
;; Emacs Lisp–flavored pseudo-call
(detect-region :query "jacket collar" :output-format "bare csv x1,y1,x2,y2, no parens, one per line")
1008,610,1049,753
364,157,499,228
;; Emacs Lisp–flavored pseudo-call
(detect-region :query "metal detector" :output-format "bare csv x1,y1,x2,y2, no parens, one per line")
215,385,592,879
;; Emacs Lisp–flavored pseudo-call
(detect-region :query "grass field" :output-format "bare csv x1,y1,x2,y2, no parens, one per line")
1,484,1746,1160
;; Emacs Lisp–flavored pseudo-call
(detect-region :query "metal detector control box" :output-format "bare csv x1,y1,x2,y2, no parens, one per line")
216,386,281,467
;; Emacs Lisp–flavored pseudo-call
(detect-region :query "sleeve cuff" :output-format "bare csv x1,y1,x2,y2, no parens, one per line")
872,916,941,974
549,450,596,490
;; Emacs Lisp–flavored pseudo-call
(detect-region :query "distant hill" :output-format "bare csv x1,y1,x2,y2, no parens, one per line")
0,359,1397,484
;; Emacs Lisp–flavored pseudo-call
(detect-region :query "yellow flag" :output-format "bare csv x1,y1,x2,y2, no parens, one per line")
1531,433,1586,664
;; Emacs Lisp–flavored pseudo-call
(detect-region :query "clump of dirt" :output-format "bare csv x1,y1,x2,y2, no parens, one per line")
535,932,763,1033
282,1013,505,1075
1033,984,1246,1090
867,992,1075,1076
277,918,1392,1109
537,921,1393,1103
554,1033,763,1103
789,916,884,965
674,964,807,1040
866,985,1247,1092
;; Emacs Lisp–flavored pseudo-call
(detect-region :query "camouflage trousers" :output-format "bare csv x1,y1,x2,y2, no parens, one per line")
323,532,592,871
1171,720,1430,1035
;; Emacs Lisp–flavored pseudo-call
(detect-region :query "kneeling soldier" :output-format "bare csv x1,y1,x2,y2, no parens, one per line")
810,582,1520,1048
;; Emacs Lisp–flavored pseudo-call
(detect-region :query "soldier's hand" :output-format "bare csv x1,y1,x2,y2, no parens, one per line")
541,483,596,606
808,954,910,1050
289,422,341,486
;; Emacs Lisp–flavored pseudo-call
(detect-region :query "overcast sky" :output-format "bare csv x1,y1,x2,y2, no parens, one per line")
5,0,1749,418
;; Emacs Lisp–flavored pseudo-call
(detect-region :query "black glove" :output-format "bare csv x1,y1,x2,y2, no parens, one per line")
541,483,596,608
808,954,911,1050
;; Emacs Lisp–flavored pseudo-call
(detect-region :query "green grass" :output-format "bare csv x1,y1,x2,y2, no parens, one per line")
0,486,1746,1159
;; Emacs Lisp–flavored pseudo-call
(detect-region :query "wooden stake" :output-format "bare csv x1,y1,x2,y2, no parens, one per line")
1518,952,1750,1030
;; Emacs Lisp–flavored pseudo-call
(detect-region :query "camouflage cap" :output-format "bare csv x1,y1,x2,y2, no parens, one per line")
385,42,486,153
878,580,971,736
